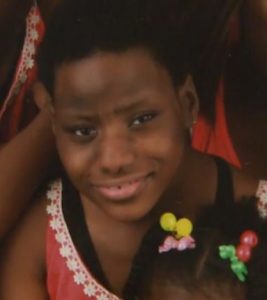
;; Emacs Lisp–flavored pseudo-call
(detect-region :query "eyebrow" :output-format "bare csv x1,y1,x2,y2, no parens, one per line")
113,98,147,115
60,98,148,122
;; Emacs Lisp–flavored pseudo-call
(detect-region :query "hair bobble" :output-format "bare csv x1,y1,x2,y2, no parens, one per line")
159,212,195,253
256,180,267,219
219,230,258,282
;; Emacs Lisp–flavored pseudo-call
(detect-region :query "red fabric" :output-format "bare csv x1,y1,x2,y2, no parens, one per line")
1,66,38,142
192,14,241,168
46,179,120,300
46,227,93,300
192,80,241,168
46,224,121,300
0,6,45,143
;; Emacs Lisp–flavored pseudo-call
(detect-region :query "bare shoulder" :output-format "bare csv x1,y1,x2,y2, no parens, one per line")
231,167,260,201
0,194,49,300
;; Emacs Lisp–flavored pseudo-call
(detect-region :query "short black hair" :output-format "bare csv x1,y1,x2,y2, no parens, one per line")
138,229,245,300
37,0,217,95
127,198,267,300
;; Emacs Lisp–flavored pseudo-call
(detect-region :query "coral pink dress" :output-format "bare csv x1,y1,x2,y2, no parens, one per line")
46,179,121,300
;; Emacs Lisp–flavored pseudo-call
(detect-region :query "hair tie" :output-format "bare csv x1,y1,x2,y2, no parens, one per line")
159,212,195,253
256,180,267,219
218,230,258,282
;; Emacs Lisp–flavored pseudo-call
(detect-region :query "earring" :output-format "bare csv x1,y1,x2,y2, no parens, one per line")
190,119,197,137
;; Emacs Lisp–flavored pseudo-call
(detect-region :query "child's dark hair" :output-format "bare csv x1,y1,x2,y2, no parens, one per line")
37,0,222,96
126,198,267,299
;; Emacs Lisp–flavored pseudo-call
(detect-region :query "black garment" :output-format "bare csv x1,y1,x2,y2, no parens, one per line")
62,156,234,297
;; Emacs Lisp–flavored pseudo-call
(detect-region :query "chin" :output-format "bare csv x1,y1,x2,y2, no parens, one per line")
104,201,155,223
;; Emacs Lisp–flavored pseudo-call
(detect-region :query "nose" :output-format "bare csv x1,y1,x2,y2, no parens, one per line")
97,128,135,175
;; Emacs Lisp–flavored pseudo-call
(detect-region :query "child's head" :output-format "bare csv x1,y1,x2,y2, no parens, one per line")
133,199,267,300
138,230,245,300
36,0,213,222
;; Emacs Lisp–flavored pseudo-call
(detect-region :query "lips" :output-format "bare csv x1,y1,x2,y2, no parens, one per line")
92,176,148,201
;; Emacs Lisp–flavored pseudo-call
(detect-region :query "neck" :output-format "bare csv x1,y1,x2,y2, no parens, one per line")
153,149,216,219
81,193,153,234
145,148,196,217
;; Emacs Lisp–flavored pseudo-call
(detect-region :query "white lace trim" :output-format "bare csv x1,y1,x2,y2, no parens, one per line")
46,179,121,300
256,180,267,219
0,5,41,119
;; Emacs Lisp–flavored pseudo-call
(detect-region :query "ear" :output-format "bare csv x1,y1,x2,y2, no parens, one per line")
32,81,53,110
176,74,199,129
32,81,56,131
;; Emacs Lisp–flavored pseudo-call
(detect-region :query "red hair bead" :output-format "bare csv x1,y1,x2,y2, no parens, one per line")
240,230,258,248
236,244,251,262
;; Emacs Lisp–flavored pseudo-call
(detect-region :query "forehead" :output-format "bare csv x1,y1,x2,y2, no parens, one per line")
150,285,209,300
53,48,175,107
150,283,243,300
153,286,241,300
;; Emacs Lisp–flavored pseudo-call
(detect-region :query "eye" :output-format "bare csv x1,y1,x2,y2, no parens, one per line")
130,112,158,128
73,126,97,139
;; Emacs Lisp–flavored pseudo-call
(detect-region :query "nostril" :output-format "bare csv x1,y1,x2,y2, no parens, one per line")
101,154,134,174
99,147,135,174
98,131,135,173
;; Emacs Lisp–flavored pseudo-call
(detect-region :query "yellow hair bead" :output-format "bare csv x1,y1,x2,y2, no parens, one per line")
175,218,193,238
160,212,177,232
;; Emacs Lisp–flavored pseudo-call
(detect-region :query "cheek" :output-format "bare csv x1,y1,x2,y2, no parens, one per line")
141,130,183,157
133,118,186,184
142,112,186,158
151,113,187,178
55,135,94,178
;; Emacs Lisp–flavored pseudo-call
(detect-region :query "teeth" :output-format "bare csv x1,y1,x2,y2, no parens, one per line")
105,185,122,190
95,177,145,200
105,180,138,190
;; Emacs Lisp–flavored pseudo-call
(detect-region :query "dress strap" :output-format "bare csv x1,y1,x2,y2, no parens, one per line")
61,175,111,290
46,179,120,300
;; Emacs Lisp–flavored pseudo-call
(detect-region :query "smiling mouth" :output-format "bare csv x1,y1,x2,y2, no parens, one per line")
93,176,149,201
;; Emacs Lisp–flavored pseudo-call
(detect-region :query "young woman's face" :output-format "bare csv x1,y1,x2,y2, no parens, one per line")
51,48,195,221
